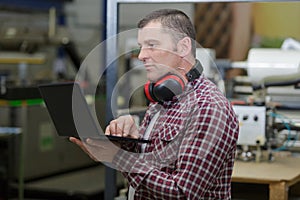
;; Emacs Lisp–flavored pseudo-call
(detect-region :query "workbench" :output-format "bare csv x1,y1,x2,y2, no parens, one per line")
232,155,300,200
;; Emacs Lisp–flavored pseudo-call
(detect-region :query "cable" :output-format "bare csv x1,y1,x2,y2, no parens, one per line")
268,112,296,151
253,72,300,91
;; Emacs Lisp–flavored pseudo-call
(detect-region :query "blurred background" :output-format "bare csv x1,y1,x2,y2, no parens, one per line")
0,1,300,200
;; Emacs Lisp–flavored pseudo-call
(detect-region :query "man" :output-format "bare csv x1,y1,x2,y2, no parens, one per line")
70,9,239,199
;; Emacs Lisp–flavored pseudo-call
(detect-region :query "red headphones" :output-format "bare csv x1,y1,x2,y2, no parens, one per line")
144,74,185,103
144,60,203,103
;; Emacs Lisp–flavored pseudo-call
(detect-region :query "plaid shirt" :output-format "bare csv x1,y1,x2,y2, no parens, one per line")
113,75,239,200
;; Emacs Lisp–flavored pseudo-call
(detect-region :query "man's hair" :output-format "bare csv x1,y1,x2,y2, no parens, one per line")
138,9,196,57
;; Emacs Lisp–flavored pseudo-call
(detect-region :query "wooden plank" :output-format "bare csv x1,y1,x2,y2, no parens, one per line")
232,157,300,183
269,181,288,200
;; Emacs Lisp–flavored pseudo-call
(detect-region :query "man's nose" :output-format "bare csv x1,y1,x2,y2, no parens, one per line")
138,47,148,61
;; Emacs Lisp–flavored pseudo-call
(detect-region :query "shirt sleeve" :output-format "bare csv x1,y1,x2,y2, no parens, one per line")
112,102,238,199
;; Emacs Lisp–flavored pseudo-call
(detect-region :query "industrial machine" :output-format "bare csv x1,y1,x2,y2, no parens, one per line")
0,3,109,199
232,46,300,162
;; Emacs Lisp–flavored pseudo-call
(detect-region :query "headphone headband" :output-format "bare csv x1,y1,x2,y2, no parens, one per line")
185,59,203,82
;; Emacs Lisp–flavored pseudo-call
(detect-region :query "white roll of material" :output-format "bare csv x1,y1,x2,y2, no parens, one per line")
247,48,300,84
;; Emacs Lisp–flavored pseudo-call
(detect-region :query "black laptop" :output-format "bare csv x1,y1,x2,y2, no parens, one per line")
38,82,149,143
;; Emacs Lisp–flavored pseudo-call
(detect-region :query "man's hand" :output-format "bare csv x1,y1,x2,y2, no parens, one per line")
105,115,139,139
69,115,139,162
69,137,120,163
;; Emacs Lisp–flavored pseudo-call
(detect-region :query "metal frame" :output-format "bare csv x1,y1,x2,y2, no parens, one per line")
107,0,300,39
104,1,300,199
0,0,68,12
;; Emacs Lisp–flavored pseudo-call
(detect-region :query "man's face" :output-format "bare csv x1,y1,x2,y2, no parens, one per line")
137,21,181,82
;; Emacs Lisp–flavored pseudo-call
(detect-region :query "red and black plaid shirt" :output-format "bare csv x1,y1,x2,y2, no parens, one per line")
113,75,239,199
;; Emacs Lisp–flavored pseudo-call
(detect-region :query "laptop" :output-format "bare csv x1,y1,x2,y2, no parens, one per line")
38,82,149,143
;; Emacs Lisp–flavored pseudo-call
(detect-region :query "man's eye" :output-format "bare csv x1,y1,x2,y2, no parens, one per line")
148,43,156,48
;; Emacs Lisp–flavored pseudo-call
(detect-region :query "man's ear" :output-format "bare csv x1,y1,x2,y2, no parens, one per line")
177,37,192,57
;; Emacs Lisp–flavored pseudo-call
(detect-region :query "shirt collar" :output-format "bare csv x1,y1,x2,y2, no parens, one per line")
159,74,204,107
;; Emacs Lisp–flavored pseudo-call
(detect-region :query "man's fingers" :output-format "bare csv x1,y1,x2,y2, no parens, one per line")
108,120,122,136
69,137,83,147
105,115,139,138
122,116,134,137
129,127,139,139
69,137,119,162
86,138,121,149
105,126,110,135
86,138,106,147
69,137,92,157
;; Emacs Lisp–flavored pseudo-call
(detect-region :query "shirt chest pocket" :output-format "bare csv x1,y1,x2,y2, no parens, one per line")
159,124,182,142
150,124,184,166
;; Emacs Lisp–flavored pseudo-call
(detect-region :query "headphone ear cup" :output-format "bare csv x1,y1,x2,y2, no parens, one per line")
144,81,158,103
152,74,185,102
